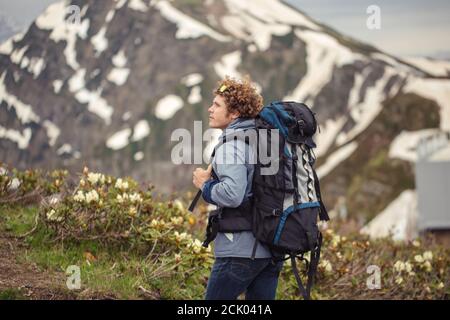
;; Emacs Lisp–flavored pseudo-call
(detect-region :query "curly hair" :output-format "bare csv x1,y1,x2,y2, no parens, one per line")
213,76,263,118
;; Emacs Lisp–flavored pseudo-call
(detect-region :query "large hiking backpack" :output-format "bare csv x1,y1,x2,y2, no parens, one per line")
189,101,329,300
251,101,329,300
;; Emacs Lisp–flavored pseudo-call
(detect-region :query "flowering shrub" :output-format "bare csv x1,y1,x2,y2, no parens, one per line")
278,228,449,299
1,164,448,299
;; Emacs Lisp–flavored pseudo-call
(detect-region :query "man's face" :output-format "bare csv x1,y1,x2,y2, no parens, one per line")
208,95,239,129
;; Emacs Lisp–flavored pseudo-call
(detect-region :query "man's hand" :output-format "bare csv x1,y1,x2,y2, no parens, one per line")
193,165,212,189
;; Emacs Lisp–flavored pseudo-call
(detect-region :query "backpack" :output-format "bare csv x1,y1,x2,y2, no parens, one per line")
251,101,329,300
189,101,329,300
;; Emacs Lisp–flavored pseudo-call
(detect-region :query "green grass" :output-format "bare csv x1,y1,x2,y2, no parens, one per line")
0,288,27,300
0,204,207,299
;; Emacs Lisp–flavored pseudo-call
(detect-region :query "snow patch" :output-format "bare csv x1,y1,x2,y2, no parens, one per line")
0,31,25,55
74,88,114,124
134,151,144,161
122,111,131,121
371,53,416,76
403,77,450,131
285,29,361,104
153,0,231,42
181,73,203,87
129,0,148,12
0,72,40,124
67,68,114,123
389,129,441,162
112,50,127,67
316,142,358,178
403,56,450,77
115,0,127,9
107,50,130,85
57,143,72,155
221,13,290,51
107,68,130,86
314,116,346,158
220,0,320,51
27,57,45,78
132,120,150,141
0,125,32,149
106,128,132,150
188,86,202,104
223,0,320,30
214,50,241,79
105,9,116,23
35,1,90,69
336,67,398,146
43,120,60,146
53,80,63,94
361,190,417,241
91,26,108,57
68,68,86,92
155,95,184,120
10,45,28,64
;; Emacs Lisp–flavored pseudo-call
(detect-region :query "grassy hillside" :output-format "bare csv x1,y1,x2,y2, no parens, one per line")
0,164,448,299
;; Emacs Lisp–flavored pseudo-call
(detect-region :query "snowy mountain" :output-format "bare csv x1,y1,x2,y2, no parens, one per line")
1,0,450,222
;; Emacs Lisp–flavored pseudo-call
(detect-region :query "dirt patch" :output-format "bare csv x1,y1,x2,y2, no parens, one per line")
0,235,117,300
0,235,74,299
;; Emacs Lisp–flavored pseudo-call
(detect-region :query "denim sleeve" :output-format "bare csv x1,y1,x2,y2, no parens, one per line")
201,179,219,205
208,140,250,208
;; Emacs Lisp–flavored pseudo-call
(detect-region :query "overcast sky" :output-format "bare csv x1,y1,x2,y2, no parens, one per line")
1,0,449,58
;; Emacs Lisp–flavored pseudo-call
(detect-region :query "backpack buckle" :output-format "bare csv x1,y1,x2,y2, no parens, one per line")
272,209,282,217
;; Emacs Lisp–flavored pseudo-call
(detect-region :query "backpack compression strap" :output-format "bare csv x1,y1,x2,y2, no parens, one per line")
312,169,330,221
291,232,323,300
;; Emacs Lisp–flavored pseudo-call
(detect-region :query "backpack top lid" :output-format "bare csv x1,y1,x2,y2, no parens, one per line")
284,102,317,148
260,101,317,148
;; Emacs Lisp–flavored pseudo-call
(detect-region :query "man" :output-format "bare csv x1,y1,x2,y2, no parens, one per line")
192,76,284,300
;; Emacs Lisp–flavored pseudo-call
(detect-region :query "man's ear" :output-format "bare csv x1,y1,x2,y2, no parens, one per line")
231,111,240,120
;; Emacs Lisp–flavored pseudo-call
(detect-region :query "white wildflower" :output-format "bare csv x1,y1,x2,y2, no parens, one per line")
190,239,203,254
423,261,432,272
395,277,404,285
170,217,183,225
394,261,405,272
320,259,333,273
129,192,142,203
173,199,184,211
414,255,424,263
46,209,62,222
115,178,129,190
74,190,85,202
423,251,433,261
49,196,60,206
87,172,105,185
85,190,99,203
405,262,413,273
151,219,159,227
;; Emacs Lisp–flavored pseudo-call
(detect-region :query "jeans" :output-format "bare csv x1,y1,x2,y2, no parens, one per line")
205,257,284,300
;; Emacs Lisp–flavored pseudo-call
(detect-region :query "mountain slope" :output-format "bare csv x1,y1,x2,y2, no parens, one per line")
1,0,449,223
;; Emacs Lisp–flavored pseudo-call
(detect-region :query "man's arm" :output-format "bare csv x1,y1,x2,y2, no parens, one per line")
202,140,250,208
